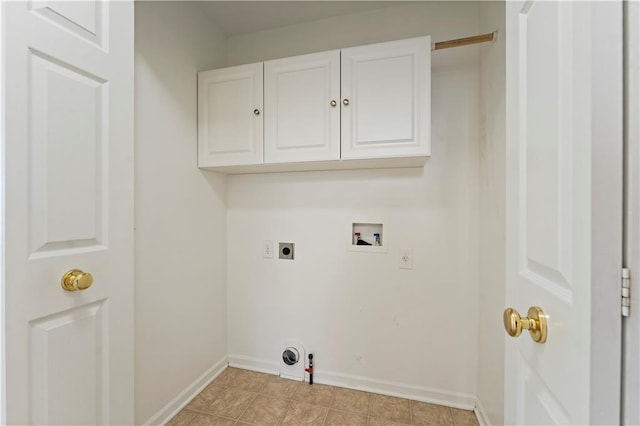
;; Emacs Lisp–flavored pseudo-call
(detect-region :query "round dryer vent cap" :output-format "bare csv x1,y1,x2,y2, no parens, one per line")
282,347,299,366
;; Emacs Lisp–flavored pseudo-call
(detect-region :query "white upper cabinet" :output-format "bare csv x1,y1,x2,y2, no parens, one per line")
341,37,431,160
197,36,431,173
198,63,264,167
264,50,341,163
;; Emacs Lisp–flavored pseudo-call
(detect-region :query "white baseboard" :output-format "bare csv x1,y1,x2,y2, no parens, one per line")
143,356,228,426
228,354,475,410
315,369,476,410
228,354,280,375
474,398,491,426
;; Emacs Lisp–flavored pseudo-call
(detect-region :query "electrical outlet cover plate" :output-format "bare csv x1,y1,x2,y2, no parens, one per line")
399,248,413,269
263,240,274,259
279,242,294,260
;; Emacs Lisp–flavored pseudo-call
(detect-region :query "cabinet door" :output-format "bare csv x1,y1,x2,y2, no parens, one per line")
341,37,431,160
198,63,263,167
264,51,340,163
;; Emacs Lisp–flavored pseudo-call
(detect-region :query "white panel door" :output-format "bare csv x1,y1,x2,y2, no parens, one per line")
198,63,264,167
505,1,622,425
264,50,340,164
341,36,430,160
3,1,134,424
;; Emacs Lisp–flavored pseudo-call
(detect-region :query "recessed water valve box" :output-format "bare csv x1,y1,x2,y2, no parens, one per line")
349,222,386,253
279,242,294,260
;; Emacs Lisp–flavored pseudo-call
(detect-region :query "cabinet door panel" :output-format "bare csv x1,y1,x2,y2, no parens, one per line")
198,63,263,167
264,50,340,163
341,37,430,159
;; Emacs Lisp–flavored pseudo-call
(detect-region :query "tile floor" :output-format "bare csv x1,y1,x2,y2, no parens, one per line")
167,367,479,426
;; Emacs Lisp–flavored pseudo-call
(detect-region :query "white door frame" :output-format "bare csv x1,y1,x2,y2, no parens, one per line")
624,1,640,424
587,2,625,422
0,1,6,423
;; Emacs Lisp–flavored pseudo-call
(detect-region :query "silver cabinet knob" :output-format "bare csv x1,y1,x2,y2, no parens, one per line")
330,100,337,107
253,109,260,115
342,99,350,106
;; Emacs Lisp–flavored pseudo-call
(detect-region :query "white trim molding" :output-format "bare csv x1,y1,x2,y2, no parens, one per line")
143,356,228,426
474,398,491,426
315,368,476,410
228,354,475,410
228,354,280,375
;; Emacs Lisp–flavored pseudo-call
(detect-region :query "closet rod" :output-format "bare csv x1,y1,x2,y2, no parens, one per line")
432,31,496,51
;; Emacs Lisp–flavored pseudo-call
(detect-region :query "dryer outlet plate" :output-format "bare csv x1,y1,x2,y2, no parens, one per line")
279,242,294,260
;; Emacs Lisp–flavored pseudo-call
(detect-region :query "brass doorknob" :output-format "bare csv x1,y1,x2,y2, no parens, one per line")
61,269,94,291
503,306,547,343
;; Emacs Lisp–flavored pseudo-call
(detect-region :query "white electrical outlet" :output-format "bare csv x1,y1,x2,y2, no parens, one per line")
399,248,413,269
263,240,274,259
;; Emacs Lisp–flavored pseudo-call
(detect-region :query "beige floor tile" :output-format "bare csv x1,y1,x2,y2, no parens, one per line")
166,409,197,426
451,408,479,425
188,412,236,426
369,394,411,425
281,400,328,425
186,384,226,411
411,401,454,426
212,367,240,388
324,409,368,425
187,368,463,426
205,388,256,419
368,417,408,426
292,382,335,406
238,394,290,424
233,369,271,392
330,388,370,416
260,376,300,400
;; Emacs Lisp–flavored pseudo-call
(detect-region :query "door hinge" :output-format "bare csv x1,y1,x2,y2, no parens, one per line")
622,268,631,317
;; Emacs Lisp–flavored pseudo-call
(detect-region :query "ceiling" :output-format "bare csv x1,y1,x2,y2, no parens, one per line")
196,1,411,37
